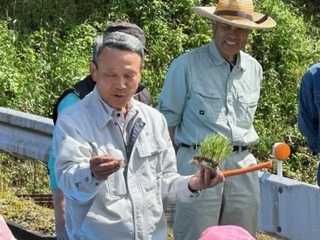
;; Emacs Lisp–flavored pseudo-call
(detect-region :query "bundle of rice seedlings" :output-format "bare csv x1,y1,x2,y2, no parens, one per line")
190,133,233,174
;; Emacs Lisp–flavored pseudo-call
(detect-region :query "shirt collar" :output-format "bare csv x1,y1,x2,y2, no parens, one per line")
91,87,137,129
209,40,246,72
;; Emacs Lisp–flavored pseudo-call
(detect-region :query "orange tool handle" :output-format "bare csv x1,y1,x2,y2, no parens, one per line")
222,160,273,177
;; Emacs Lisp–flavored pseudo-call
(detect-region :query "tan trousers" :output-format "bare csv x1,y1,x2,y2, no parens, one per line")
173,147,260,240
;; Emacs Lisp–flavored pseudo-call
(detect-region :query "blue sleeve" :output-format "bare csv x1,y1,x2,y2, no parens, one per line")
298,64,320,153
48,93,80,189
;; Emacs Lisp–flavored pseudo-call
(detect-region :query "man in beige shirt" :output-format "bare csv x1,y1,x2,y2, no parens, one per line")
157,0,276,239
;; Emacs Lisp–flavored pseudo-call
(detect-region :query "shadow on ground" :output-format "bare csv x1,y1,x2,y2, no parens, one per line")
7,220,55,240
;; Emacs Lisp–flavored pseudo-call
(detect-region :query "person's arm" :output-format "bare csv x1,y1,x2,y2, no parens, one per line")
48,93,80,240
168,126,178,153
48,143,70,240
53,114,104,203
298,66,320,187
298,70,319,153
51,189,69,240
157,57,189,140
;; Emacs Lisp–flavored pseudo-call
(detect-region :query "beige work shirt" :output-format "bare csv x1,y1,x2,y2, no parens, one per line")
157,40,263,146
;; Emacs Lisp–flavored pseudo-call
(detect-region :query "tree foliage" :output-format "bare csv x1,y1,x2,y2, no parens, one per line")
0,0,319,184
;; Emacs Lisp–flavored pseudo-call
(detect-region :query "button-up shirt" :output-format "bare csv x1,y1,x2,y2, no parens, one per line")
53,87,198,240
298,63,320,153
157,40,263,146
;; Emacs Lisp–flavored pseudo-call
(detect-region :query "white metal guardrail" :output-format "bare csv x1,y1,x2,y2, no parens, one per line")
258,172,320,239
0,106,319,240
0,107,53,162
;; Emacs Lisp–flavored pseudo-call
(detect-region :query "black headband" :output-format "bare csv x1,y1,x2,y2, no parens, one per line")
214,10,268,24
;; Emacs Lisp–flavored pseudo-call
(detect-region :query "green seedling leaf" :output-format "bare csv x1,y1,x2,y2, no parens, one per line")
190,133,233,173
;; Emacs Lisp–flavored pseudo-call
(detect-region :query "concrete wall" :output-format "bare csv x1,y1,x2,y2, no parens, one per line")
0,107,319,240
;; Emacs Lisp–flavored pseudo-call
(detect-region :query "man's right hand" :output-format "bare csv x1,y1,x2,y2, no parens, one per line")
90,155,123,180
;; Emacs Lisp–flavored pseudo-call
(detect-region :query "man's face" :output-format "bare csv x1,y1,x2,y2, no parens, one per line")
90,47,143,112
211,21,251,61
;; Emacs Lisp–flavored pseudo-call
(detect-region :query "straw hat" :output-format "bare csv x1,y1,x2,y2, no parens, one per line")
191,0,276,29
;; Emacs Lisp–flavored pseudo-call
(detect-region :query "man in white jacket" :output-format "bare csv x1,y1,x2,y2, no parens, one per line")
53,30,224,239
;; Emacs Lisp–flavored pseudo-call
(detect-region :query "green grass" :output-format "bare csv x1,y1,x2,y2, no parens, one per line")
190,133,233,173
196,133,233,162
0,151,54,236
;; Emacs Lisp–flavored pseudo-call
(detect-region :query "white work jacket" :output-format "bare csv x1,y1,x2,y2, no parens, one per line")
53,87,199,240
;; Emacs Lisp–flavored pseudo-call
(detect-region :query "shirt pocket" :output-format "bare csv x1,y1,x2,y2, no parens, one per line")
135,137,167,193
98,149,127,198
104,169,127,197
96,177,126,200
236,91,259,124
189,84,224,122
